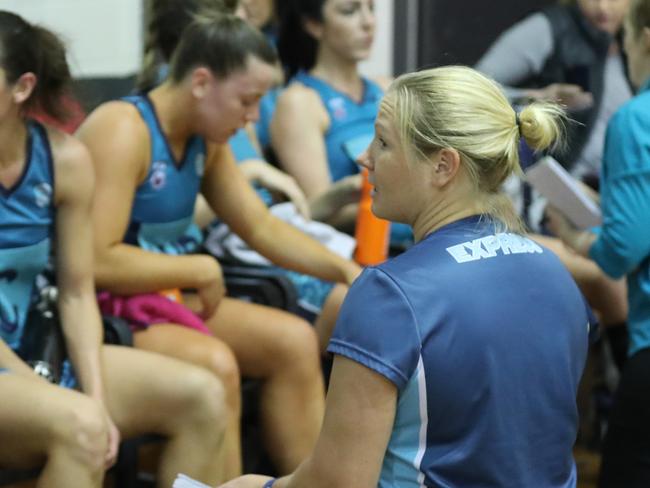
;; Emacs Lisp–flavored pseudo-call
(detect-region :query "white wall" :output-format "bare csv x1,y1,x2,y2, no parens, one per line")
1,0,143,78
0,0,393,79
360,0,394,78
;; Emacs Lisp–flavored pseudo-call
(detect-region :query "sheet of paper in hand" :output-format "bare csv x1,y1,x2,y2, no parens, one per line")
524,156,601,229
173,474,212,488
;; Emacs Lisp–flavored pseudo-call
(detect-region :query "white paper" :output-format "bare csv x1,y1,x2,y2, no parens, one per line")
524,156,601,229
173,474,212,488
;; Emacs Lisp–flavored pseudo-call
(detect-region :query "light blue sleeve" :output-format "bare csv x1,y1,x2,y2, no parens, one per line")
327,268,420,390
590,99,650,278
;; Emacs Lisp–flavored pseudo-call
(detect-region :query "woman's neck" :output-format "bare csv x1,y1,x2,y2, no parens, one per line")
311,48,363,100
0,115,28,170
148,81,196,154
411,188,488,243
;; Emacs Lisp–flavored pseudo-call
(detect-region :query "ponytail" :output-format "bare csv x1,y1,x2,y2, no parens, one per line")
136,0,240,91
518,101,566,155
30,25,72,121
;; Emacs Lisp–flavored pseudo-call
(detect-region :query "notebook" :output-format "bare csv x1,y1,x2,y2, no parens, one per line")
524,156,601,229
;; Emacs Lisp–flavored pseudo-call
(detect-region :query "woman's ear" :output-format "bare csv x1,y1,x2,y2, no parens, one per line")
190,67,213,100
430,148,461,187
643,26,650,52
12,72,37,105
303,17,324,41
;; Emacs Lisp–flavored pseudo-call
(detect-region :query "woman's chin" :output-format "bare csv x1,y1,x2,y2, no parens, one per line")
370,202,389,221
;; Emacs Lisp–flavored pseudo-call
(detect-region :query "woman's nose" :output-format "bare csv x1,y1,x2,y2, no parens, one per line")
357,149,373,170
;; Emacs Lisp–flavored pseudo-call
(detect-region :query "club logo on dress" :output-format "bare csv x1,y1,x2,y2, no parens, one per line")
328,97,347,121
150,161,167,190
33,182,52,208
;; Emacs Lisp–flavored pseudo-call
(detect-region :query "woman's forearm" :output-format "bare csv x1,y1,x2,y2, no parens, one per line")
246,215,359,285
58,292,105,400
95,243,220,294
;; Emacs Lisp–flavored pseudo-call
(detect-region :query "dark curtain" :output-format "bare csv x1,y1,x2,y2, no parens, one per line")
394,0,555,73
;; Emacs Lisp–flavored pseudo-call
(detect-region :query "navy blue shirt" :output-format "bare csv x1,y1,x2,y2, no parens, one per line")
329,216,590,487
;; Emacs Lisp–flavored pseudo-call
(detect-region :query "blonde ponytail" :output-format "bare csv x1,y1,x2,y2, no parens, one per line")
518,101,566,154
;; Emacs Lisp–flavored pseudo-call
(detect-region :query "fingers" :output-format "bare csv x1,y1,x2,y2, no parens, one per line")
103,414,120,469
544,83,593,110
544,206,572,240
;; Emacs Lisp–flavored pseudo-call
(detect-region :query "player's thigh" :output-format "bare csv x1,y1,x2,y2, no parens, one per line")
132,324,240,382
100,345,226,440
0,374,104,468
201,297,320,378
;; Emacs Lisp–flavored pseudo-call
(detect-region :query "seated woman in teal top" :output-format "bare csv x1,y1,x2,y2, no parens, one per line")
271,0,412,246
81,12,361,480
548,1,650,485
0,11,227,487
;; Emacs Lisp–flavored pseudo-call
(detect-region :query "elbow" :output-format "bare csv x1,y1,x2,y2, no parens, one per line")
592,247,637,280
590,233,647,279
93,248,117,290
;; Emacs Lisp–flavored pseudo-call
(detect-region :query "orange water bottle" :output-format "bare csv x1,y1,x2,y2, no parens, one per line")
354,169,390,266
159,288,183,303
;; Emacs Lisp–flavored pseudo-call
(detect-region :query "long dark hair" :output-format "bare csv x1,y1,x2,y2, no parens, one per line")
277,0,325,79
0,11,72,121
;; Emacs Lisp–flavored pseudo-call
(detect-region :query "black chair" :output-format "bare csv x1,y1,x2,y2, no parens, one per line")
221,263,300,314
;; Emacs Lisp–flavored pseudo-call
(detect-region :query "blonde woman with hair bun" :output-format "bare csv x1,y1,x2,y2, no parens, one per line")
219,66,591,488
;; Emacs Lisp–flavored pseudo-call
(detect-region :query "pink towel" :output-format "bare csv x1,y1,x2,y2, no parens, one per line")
97,292,211,335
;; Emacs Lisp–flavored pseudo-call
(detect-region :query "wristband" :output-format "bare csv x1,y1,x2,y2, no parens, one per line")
263,479,276,488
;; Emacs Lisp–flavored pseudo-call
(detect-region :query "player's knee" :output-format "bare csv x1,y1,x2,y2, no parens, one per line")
52,396,108,471
276,319,321,371
202,346,241,400
181,366,228,432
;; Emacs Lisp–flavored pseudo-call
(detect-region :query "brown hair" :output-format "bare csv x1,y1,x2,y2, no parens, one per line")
169,12,277,82
138,0,240,90
0,11,72,121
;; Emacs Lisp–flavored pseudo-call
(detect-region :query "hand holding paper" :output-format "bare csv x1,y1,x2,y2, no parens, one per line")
524,156,601,229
